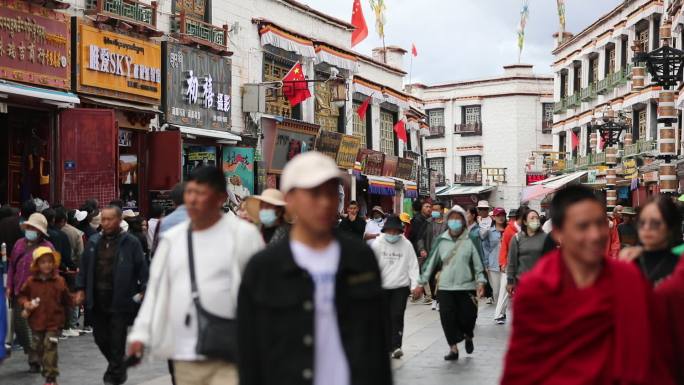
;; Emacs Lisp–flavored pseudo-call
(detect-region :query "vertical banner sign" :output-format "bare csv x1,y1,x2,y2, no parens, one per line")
396,158,414,180
419,166,430,196
315,130,343,160
383,155,399,177
165,43,232,131
336,135,361,169
223,147,255,201
0,0,71,89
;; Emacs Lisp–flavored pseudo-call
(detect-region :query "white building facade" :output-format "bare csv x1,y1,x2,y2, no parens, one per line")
409,65,554,210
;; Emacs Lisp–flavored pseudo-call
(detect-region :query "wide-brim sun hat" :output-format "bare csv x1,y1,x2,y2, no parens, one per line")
371,205,385,217
21,213,49,237
399,212,411,224
246,188,287,223
622,207,637,216
280,151,346,194
122,209,139,219
446,205,467,220
477,200,490,209
31,246,61,272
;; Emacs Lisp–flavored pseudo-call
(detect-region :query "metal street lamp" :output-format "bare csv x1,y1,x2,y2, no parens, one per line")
587,108,629,210
631,17,681,194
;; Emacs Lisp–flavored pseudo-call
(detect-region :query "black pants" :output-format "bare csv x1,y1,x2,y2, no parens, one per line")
438,290,478,346
92,311,130,384
384,286,409,351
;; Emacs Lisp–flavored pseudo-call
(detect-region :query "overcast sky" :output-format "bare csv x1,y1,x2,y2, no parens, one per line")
299,0,622,84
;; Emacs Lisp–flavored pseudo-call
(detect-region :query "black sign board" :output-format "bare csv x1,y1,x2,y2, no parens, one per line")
315,131,343,160
419,166,430,197
149,190,174,213
164,42,232,131
396,158,414,180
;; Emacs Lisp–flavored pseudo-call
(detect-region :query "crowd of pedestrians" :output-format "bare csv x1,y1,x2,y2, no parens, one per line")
2,152,684,385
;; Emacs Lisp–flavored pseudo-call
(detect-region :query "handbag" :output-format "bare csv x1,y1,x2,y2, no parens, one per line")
186,227,238,362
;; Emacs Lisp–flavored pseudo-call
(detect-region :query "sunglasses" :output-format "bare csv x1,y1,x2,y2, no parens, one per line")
637,219,664,230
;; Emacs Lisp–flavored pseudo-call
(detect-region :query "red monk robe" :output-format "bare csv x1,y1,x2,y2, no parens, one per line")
501,249,673,385
655,257,684,384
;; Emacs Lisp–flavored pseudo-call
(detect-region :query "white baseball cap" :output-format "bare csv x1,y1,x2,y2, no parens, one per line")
477,200,490,209
281,151,346,194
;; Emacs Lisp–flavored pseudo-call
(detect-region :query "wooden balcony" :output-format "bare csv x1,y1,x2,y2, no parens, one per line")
172,12,231,56
454,173,482,185
426,125,445,138
542,120,553,134
453,123,482,136
87,0,160,36
553,99,566,114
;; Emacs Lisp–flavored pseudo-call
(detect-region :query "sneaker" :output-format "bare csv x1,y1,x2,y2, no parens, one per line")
431,301,437,311
80,326,93,334
58,333,69,340
495,317,506,325
63,329,81,337
486,297,493,304
465,338,474,354
391,348,404,359
421,297,433,305
443,350,459,361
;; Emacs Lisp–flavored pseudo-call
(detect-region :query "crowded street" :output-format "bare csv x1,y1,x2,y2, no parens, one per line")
2,0,684,385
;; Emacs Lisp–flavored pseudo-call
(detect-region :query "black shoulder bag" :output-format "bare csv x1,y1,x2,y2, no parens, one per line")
186,227,238,362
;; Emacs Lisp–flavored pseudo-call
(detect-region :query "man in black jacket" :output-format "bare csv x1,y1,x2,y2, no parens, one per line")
238,151,392,385
337,200,366,238
75,206,148,385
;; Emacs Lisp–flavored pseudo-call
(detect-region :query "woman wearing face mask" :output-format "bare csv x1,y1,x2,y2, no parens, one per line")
505,209,546,295
245,189,290,245
6,213,55,371
413,205,487,361
371,215,420,360
364,206,386,245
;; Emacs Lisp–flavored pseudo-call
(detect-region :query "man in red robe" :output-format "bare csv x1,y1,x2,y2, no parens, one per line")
501,185,673,385
655,257,684,384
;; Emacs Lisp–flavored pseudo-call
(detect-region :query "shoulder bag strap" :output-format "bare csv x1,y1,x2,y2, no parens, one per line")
187,227,200,306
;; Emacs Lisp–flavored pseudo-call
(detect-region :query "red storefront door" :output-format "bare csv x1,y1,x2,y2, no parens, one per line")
147,130,182,191
57,109,117,209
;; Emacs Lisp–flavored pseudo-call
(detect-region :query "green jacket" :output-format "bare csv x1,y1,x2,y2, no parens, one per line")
419,229,487,291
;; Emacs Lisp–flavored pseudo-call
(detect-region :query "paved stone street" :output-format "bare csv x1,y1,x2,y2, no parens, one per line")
0,300,510,385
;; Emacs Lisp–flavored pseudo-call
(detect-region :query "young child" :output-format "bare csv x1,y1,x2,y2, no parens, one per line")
18,246,73,385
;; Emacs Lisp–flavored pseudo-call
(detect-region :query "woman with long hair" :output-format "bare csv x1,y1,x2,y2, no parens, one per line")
506,209,546,295
634,196,682,285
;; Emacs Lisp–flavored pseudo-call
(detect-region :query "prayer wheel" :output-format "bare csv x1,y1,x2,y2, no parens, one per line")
606,168,617,187
659,127,677,156
623,132,633,147
660,163,678,193
661,18,673,41
606,189,617,209
632,66,646,90
657,90,677,123
590,132,597,150
605,147,617,166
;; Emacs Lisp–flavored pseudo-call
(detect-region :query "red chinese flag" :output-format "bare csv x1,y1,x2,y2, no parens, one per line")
597,132,605,150
282,62,311,108
351,0,368,47
411,43,418,57
357,94,371,120
394,119,408,143
571,131,579,150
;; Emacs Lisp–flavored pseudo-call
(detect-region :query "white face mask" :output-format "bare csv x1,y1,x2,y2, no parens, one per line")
527,220,540,231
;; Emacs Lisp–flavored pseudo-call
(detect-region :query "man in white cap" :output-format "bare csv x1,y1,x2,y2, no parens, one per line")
238,151,391,385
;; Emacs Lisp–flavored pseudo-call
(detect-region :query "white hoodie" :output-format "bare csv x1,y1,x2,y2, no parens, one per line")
371,234,420,290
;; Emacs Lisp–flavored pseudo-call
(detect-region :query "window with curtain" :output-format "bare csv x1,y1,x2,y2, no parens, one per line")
463,155,481,175
379,109,395,155
428,109,444,127
352,101,367,148
464,106,481,124
428,157,445,185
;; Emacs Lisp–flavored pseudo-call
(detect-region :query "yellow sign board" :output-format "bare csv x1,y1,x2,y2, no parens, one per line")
623,159,638,179
78,22,161,101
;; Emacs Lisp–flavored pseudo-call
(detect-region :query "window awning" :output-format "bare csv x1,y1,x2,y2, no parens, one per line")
174,125,242,141
259,24,316,58
80,96,160,113
523,170,587,202
437,185,495,197
0,80,79,104
368,176,396,196
314,44,359,73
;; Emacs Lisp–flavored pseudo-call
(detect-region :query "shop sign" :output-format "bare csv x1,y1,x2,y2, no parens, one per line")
525,173,547,185
396,158,414,180
78,22,161,101
63,161,76,171
0,1,70,89
118,130,132,147
383,155,398,178
419,166,430,196
223,147,254,200
165,43,232,131
270,127,317,172
356,148,384,176
623,159,638,179
336,135,361,170
315,130,342,160
149,190,174,212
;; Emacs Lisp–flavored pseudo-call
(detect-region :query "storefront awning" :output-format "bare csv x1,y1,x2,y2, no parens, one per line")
437,185,495,197
392,178,418,198
523,170,587,202
175,125,242,141
258,24,316,58
80,96,160,113
368,176,396,196
0,80,80,104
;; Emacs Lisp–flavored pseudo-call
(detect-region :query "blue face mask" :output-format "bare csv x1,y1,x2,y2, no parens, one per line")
25,229,39,242
431,211,442,219
447,219,463,232
385,234,401,244
374,216,384,223
259,209,278,228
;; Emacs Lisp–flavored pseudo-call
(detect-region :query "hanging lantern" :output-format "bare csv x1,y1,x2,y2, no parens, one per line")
659,126,677,156
606,168,617,187
605,147,618,165
660,163,678,193
657,90,677,123
606,189,617,209
623,132,633,147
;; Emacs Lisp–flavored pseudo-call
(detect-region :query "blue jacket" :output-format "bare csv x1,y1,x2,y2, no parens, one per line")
481,226,503,272
76,231,149,316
